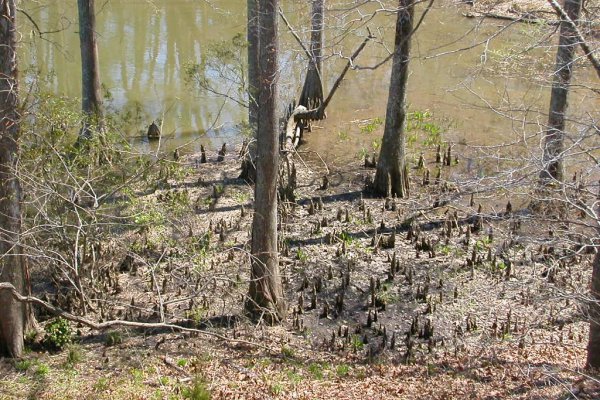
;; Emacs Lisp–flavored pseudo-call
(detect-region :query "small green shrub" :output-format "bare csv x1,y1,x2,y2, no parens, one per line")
93,377,110,392
65,344,83,367
177,358,188,367
281,345,295,358
307,362,326,380
130,368,144,383
360,117,383,134
296,249,308,262
35,362,50,377
336,363,350,377
338,230,353,245
351,335,364,351
182,377,212,400
105,331,123,346
270,383,284,395
14,359,32,372
43,318,72,350
286,369,303,384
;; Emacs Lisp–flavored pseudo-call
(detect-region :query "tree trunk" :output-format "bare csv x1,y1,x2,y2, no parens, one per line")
240,0,260,182
0,0,26,358
588,248,600,369
245,0,286,323
540,0,582,184
299,0,325,112
372,0,414,198
587,200,600,369
78,0,103,138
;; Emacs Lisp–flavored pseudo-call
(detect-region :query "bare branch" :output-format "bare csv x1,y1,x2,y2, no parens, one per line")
0,282,275,352
546,0,600,80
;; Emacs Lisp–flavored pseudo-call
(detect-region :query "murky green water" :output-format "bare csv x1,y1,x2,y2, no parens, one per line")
20,0,598,163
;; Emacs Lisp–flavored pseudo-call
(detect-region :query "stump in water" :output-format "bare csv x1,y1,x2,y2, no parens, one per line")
298,0,325,118
147,121,161,140
299,67,324,117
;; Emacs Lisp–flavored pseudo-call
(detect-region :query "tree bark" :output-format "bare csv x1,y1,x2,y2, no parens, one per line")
0,0,26,358
299,0,325,112
587,199,600,369
78,0,104,138
540,0,582,184
588,248,600,369
372,0,414,198
240,0,259,182
247,0,259,134
245,0,287,323
546,0,600,80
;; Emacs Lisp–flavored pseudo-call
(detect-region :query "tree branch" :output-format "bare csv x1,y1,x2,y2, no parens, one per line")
278,7,314,63
0,282,274,352
353,0,434,70
547,0,600,80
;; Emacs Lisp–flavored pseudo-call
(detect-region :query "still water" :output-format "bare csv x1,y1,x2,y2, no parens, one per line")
20,0,598,163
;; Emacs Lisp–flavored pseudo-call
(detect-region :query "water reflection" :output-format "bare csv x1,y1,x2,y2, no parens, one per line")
19,0,598,162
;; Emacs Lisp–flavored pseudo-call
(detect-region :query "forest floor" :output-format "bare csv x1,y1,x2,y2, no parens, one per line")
0,131,599,400
1,2,600,398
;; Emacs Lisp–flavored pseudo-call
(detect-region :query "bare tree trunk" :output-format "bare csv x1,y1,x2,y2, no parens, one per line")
299,0,324,112
540,0,582,184
309,0,323,73
247,0,260,134
0,0,26,358
245,0,286,323
587,199,600,369
588,248,600,369
78,0,103,138
240,0,260,182
372,0,414,198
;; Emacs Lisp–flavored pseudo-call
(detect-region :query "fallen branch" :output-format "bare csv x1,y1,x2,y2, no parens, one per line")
284,105,308,150
0,282,275,352
463,11,556,24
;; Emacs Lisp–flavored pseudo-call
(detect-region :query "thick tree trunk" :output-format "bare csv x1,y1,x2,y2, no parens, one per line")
0,0,26,358
540,0,582,184
240,0,260,182
245,0,287,323
78,0,103,138
299,0,324,112
588,248,600,369
587,200,600,369
372,0,414,198
309,0,324,73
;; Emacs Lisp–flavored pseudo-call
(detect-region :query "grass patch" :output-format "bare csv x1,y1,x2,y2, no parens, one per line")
336,363,351,378
182,377,211,400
